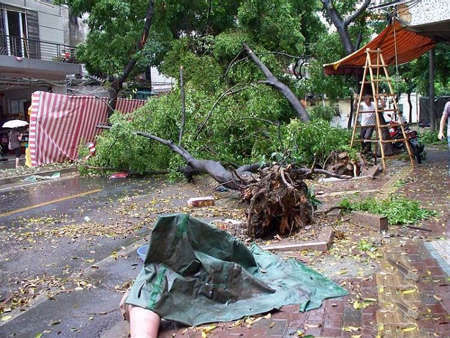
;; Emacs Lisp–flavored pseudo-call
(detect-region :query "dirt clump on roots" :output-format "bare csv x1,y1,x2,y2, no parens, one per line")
242,165,313,238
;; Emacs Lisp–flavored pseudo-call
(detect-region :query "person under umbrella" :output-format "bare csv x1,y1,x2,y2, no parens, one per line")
8,128,23,168
2,120,28,168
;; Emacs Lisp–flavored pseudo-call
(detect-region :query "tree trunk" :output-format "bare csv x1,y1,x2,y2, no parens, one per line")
178,66,186,146
145,66,152,92
243,43,310,122
106,0,155,117
428,49,435,130
320,0,371,56
108,84,119,115
407,91,412,123
347,95,354,129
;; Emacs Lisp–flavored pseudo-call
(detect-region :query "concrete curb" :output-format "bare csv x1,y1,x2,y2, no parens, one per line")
0,167,78,187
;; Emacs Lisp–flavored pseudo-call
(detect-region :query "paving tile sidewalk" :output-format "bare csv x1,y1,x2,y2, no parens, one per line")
158,150,450,338
158,239,448,337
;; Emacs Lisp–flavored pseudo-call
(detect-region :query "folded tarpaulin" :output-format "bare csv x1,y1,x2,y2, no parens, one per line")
323,20,435,76
126,214,347,326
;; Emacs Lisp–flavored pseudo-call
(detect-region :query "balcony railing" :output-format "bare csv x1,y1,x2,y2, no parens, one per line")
0,35,78,63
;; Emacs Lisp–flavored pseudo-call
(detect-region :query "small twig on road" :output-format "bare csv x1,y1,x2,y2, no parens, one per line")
315,206,344,216
402,225,433,232
0,294,13,306
88,308,118,316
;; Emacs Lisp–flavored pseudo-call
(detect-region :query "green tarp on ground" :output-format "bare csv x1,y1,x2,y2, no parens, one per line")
126,214,347,326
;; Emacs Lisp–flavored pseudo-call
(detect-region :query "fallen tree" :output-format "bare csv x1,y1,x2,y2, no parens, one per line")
97,124,350,237
92,43,356,237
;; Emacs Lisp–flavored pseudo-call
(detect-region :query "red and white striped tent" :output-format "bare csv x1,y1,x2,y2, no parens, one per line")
29,91,146,167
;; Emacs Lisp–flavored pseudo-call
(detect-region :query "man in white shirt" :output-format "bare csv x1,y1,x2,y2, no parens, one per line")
360,94,376,153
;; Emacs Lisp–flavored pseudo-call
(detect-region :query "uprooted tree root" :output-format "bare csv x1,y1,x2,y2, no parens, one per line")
242,165,313,238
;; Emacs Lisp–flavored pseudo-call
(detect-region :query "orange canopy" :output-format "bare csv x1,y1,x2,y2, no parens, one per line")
323,20,435,75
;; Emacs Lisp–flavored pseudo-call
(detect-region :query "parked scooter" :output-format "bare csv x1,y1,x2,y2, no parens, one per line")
388,121,424,163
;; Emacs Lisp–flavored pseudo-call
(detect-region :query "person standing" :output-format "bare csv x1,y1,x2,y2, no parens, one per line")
360,94,376,153
8,129,22,168
438,100,450,174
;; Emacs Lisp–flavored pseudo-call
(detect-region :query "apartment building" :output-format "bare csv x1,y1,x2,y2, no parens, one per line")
0,0,82,125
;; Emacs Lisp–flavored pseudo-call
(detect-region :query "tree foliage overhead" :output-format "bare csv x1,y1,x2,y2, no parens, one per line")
303,0,378,102
57,0,152,77
70,0,360,175
396,43,450,96
60,0,322,79
67,0,440,176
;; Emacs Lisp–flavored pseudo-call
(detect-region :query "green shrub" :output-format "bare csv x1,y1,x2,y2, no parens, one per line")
309,105,336,122
84,112,176,174
282,119,357,167
419,130,447,145
339,196,436,225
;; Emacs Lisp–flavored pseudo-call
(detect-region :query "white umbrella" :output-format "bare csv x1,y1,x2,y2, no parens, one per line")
2,120,29,128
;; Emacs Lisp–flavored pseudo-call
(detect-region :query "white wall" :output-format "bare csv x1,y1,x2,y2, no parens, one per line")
397,93,420,123
326,93,421,129
400,0,450,26
150,67,174,93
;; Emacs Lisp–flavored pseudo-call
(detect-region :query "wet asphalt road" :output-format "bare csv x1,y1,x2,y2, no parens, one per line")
0,172,212,337
0,175,167,338
0,175,156,223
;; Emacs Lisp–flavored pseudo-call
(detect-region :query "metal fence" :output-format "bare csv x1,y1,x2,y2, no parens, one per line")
0,34,77,63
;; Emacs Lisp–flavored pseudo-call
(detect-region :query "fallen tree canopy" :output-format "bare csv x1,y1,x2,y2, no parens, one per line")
82,40,359,238
97,124,350,188
96,123,351,238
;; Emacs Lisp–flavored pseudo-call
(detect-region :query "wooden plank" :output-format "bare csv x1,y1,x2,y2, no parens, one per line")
321,189,379,197
351,56,369,148
262,227,334,252
367,51,387,172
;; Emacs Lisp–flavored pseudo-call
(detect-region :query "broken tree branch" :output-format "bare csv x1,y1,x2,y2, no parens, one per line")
97,124,244,190
224,49,245,78
236,163,265,173
242,43,310,122
344,0,371,27
315,205,344,215
280,167,294,190
292,167,352,180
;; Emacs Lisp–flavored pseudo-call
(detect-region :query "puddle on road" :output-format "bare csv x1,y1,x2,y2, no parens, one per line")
0,176,160,220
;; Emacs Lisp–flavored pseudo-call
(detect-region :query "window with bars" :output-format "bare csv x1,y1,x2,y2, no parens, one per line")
0,5,40,59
